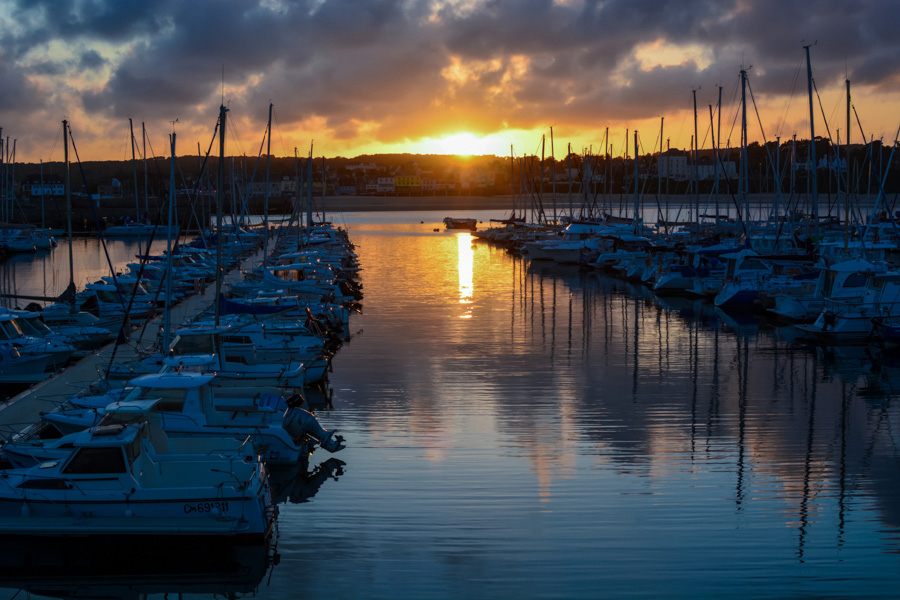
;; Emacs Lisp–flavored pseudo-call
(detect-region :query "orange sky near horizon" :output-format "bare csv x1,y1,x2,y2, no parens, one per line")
2,1,898,165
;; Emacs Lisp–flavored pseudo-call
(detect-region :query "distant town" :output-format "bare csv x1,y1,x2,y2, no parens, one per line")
1,136,897,225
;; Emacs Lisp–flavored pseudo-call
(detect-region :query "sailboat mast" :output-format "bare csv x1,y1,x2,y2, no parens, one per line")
307,142,313,233
550,127,557,225
63,121,74,306
322,155,326,223
39,159,45,230
510,145,515,219
604,127,609,218
693,88,699,224
142,123,149,220
214,104,227,327
805,44,819,238
164,131,176,351
129,119,138,220
775,136,781,222
294,147,301,239
740,68,750,235
129,118,140,251
658,117,664,229
708,104,717,226
716,85,722,221
540,135,545,221
0,130,4,224
566,143,573,220
633,130,639,235
845,78,851,249
264,102,272,264
9,140,15,225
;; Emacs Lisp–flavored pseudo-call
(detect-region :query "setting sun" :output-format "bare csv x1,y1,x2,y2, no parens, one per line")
425,132,496,156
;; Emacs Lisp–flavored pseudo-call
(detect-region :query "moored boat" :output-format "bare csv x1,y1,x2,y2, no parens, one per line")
0,398,275,538
443,217,477,231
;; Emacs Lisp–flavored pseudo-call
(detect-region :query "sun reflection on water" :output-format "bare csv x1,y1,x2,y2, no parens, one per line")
457,232,474,318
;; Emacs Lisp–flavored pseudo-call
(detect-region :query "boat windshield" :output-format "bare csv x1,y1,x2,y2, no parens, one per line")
125,386,188,412
95,289,122,304
170,334,215,356
17,317,52,336
63,447,127,474
0,320,23,339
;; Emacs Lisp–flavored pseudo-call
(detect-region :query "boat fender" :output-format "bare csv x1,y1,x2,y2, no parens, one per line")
282,408,345,453
823,311,837,329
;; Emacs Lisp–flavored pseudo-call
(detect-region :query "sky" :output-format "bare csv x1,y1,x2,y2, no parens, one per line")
1,0,898,164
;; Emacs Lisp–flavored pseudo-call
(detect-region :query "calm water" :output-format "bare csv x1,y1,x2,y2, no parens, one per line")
3,211,900,599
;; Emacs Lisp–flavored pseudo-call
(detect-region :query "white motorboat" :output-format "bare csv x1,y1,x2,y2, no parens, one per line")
797,270,900,344
0,313,74,370
31,372,344,465
0,398,275,538
3,308,112,352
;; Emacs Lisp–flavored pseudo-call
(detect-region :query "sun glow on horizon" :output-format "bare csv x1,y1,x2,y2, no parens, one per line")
424,132,499,156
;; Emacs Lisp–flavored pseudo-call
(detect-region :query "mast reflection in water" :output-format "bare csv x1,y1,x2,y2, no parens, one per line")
3,212,900,599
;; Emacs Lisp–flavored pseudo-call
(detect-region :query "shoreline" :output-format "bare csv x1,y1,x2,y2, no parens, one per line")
299,194,521,213
4,192,885,230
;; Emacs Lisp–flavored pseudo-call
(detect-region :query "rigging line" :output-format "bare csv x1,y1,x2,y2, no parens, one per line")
144,132,169,203
846,114,867,202
813,78,837,153
120,125,131,162
746,76,770,145
68,124,155,358
862,122,900,243
668,96,691,154
226,112,248,159
232,117,270,233
137,127,188,253
44,125,62,164
66,124,121,306
272,110,290,156
812,78,848,194
640,129,667,226
852,105,879,181
776,52,805,139
749,76,792,230
725,88,741,154
699,113,713,151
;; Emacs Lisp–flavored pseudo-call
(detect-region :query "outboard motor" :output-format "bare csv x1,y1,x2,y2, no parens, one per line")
282,407,345,453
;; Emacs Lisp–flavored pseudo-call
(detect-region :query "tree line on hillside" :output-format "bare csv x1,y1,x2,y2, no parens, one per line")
8,138,899,202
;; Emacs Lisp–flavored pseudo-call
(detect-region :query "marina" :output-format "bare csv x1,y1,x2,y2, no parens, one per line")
2,0,899,596
1,208,900,597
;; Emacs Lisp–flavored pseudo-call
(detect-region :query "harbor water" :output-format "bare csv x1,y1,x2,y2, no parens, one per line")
2,210,900,599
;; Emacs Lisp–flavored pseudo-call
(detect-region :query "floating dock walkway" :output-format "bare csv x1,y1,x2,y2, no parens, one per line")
0,247,264,432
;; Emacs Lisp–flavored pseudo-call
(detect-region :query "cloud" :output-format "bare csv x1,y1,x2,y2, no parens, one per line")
1,0,899,160
78,49,107,70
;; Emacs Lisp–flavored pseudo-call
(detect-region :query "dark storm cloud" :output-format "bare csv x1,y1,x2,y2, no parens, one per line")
1,0,898,155
5,0,172,57
0,54,40,108
79,49,106,70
